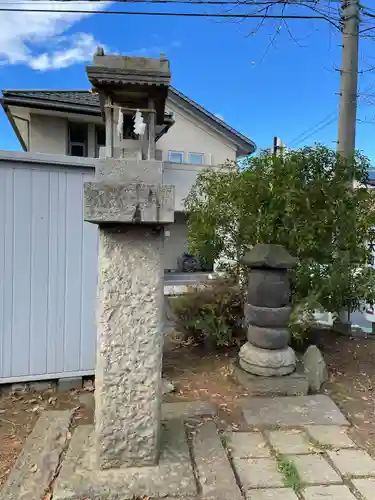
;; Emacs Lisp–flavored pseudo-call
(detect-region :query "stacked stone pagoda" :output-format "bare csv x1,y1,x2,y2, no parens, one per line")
239,244,297,377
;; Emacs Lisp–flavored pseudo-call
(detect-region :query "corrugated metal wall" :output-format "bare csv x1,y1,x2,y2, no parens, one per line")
0,161,98,383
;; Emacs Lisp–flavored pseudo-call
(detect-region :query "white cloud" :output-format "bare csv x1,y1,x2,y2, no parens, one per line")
214,113,225,121
29,33,103,70
0,0,109,70
0,1,182,71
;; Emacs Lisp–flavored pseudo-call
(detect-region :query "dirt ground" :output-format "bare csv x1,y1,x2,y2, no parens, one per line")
1,330,375,487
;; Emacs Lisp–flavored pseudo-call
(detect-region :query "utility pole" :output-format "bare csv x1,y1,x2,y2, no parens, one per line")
336,0,360,328
337,0,360,156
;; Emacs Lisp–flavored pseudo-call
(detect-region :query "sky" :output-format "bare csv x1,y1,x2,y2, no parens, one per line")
0,0,375,162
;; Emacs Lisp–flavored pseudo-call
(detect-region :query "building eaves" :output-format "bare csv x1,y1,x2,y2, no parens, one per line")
1,88,256,154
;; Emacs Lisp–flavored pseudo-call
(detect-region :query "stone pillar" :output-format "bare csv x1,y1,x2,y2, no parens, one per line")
84,158,174,469
239,244,297,377
148,98,156,160
104,95,113,158
95,228,164,469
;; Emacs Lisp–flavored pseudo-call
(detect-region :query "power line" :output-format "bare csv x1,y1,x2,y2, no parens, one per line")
0,0,327,3
363,11,375,20
0,6,342,26
288,112,337,147
0,0,343,3
288,82,375,147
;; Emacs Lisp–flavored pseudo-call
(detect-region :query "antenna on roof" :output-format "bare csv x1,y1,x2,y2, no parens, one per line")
95,46,105,56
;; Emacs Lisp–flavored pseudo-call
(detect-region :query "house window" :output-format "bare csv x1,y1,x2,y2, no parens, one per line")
168,151,184,163
68,122,88,157
95,125,105,158
188,152,204,165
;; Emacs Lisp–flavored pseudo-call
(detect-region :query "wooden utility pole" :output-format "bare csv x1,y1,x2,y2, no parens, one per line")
337,0,360,156
336,0,360,327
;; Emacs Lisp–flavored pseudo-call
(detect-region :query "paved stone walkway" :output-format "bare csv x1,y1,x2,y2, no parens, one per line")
225,426,375,499
228,396,375,499
2,395,375,499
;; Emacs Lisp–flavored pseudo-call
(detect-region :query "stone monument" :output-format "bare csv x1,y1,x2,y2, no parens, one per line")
235,244,309,395
49,52,197,499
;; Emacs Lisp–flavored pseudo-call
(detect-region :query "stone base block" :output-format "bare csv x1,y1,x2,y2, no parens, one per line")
247,325,290,350
1,410,74,500
239,342,296,376
332,319,352,336
233,359,308,396
244,303,291,328
57,377,83,392
53,420,198,500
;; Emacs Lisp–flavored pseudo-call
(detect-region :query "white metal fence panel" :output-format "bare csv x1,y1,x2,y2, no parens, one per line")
0,161,98,383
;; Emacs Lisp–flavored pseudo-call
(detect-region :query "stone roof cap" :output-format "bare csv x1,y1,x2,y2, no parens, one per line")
242,244,297,269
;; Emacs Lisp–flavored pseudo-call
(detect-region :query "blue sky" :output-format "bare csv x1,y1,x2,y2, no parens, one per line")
0,1,375,162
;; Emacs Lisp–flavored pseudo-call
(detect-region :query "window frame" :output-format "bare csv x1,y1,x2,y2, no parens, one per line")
188,152,205,165
95,124,106,158
67,121,88,158
168,150,184,163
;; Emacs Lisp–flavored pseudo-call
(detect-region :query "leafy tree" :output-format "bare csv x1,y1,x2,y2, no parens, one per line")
185,145,375,321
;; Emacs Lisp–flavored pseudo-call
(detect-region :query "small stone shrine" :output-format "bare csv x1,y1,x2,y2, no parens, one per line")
49,52,196,499
236,244,308,395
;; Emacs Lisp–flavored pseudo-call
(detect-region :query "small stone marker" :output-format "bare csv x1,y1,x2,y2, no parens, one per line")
303,345,328,393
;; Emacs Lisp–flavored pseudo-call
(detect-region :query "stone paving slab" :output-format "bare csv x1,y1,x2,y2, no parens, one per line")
327,449,375,477
247,488,299,500
289,454,342,485
1,410,74,500
193,422,242,500
241,395,349,427
268,430,311,454
225,432,271,458
351,478,375,499
232,457,284,489
161,401,217,420
306,426,355,449
233,360,308,396
53,420,197,500
301,485,358,500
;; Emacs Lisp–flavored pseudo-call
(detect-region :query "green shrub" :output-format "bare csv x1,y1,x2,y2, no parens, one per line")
170,277,245,348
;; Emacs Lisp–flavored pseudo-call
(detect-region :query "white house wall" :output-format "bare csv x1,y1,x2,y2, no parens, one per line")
9,106,30,149
30,114,68,155
163,162,208,212
0,158,98,383
158,101,237,165
25,100,237,166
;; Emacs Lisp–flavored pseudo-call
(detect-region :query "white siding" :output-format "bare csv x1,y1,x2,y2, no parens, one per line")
163,213,188,270
164,162,220,212
157,101,237,165
30,114,68,155
10,106,30,149
25,101,238,165
0,153,213,383
29,115,98,158
0,161,98,383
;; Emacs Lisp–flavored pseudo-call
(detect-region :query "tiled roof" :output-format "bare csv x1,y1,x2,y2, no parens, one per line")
1,88,256,153
2,90,100,108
